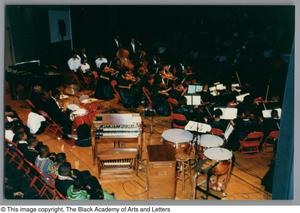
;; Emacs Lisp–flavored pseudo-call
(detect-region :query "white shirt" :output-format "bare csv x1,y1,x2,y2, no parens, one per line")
67,56,81,72
95,57,108,69
27,112,46,134
5,129,15,142
80,63,91,74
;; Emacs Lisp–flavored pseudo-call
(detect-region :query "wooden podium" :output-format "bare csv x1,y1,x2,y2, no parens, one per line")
146,145,176,199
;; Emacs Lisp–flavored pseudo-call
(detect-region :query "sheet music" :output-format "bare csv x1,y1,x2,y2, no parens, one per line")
185,121,212,133
216,84,226,90
209,86,217,92
187,85,203,94
236,93,250,102
187,85,196,94
262,108,282,119
185,95,202,105
214,107,238,120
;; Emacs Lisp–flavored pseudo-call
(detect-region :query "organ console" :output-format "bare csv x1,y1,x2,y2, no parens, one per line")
91,113,142,177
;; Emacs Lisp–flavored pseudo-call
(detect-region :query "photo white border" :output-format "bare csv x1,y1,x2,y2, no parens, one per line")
0,0,297,205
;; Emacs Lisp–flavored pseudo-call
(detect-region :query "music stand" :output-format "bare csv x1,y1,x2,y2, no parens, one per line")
185,95,202,106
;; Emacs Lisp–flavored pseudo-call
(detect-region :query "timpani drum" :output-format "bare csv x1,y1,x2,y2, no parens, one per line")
197,134,224,148
204,147,232,176
161,128,193,154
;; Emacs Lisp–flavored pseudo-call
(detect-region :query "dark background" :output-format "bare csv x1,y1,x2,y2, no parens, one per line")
5,5,295,98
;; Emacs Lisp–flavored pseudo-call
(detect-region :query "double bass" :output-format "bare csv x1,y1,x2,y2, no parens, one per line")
116,48,135,71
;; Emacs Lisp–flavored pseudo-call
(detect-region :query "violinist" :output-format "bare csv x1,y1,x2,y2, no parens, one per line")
95,54,108,70
117,70,139,108
169,79,187,104
152,81,171,116
94,63,114,100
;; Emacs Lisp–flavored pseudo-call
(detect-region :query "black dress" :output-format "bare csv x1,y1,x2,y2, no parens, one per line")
94,71,114,100
118,76,139,108
152,84,171,116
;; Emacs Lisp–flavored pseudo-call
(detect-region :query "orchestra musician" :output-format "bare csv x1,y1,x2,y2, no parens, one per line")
117,70,140,108
94,63,114,100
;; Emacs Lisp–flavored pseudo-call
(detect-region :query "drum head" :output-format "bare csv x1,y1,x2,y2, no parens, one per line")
198,134,224,148
162,128,193,144
204,147,232,161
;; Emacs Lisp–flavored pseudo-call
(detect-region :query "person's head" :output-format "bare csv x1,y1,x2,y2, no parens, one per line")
5,105,13,113
39,145,50,158
271,109,279,119
82,58,88,64
80,48,86,53
100,63,108,71
213,109,223,120
5,122,13,130
55,153,66,164
33,84,42,93
71,51,78,59
28,139,38,148
203,83,209,92
13,131,27,143
58,162,72,177
73,178,83,192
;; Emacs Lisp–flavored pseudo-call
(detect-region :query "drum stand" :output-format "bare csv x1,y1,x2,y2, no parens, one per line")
193,162,223,200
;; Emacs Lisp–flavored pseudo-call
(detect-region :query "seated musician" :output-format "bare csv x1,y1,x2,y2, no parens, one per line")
170,79,187,103
260,109,280,150
152,81,171,116
95,53,108,70
118,70,139,108
79,47,88,62
79,58,91,75
200,83,213,103
94,63,114,100
208,109,228,133
67,51,81,73
42,89,72,139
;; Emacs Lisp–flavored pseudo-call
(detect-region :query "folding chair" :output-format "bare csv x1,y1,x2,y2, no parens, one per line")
170,113,188,129
263,131,279,155
239,131,264,158
210,128,224,137
38,110,63,137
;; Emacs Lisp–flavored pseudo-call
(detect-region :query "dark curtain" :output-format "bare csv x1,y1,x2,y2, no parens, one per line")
272,40,294,200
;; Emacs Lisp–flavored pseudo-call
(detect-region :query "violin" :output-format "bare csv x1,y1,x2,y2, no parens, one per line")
103,66,118,76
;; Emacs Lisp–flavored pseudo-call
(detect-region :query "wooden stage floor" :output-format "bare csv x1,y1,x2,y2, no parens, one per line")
4,91,272,200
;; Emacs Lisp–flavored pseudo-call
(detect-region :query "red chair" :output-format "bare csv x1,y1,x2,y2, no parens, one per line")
38,110,63,137
263,131,279,154
170,113,188,129
239,131,264,158
5,147,25,170
142,86,153,109
111,80,120,99
167,98,179,112
25,99,36,110
210,128,224,137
